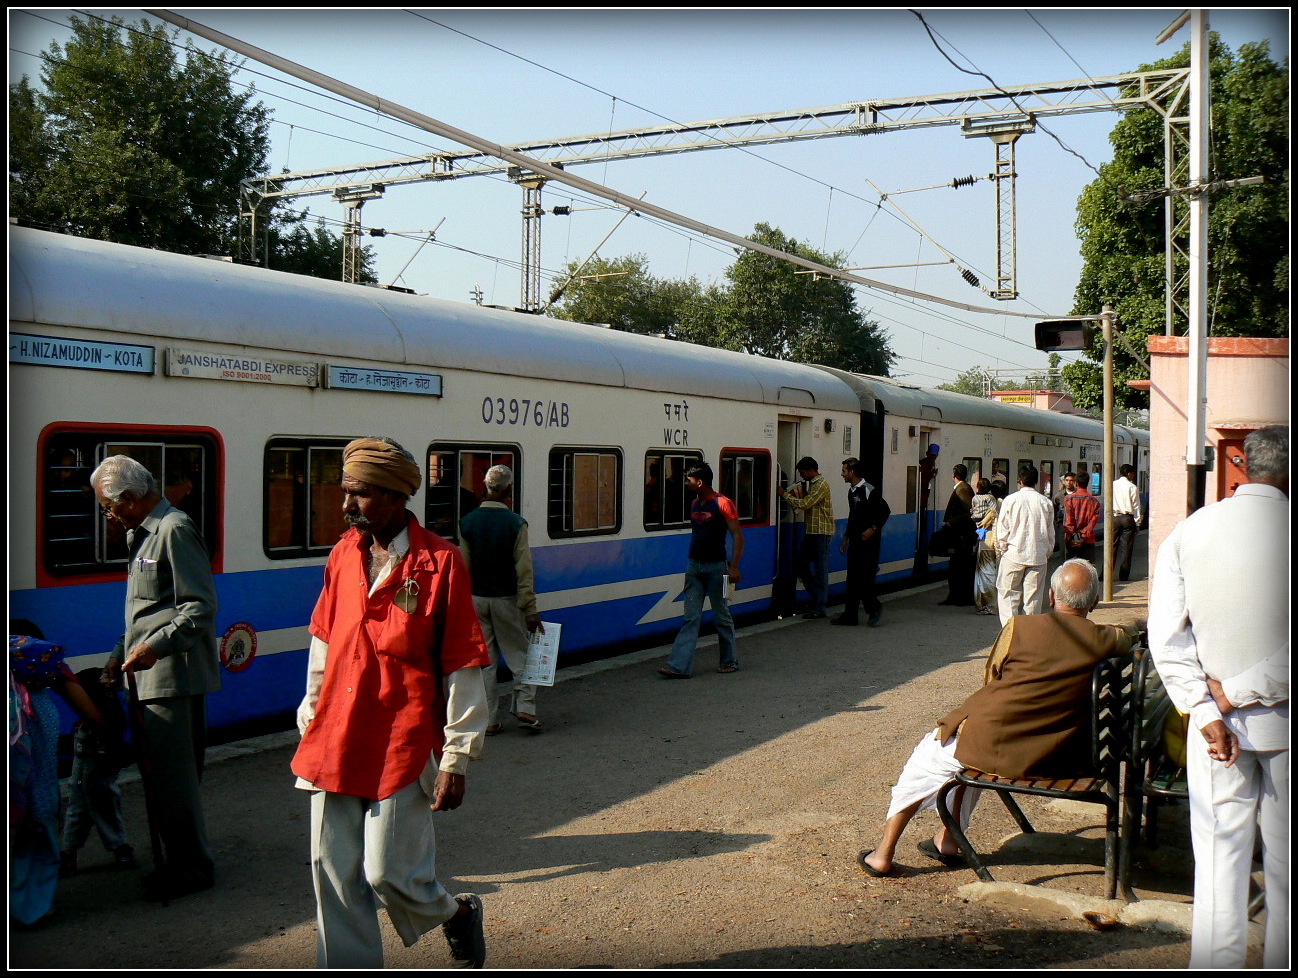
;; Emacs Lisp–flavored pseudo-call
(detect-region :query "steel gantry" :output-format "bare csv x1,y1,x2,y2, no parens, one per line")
239,68,1191,309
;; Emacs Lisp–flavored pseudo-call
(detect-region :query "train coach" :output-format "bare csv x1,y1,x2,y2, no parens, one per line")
9,227,1147,739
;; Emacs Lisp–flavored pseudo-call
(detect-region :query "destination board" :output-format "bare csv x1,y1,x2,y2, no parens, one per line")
10,332,154,375
325,364,443,396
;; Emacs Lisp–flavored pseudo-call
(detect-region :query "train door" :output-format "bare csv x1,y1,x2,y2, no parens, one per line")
772,419,801,616
913,426,940,574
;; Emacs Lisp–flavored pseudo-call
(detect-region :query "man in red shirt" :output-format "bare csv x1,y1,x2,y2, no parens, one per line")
1063,478,1102,565
659,462,744,678
292,438,492,969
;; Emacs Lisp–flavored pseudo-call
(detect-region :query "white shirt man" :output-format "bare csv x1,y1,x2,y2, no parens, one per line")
1148,426,1288,969
1111,466,1144,581
993,466,1055,626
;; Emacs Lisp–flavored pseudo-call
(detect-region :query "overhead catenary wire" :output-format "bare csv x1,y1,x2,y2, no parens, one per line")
147,9,1064,321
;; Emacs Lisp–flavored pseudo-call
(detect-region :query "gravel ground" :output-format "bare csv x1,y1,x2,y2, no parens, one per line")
13,559,1231,970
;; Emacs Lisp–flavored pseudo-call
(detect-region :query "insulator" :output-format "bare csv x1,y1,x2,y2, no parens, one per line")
951,175,979,189
959,267,981,288
551,205,571,216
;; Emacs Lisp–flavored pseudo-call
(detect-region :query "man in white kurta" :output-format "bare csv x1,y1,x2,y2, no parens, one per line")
1147,425,1288,969
993,464,1055,626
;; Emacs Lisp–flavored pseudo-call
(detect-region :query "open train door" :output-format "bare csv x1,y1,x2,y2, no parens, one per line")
772,418,801,617
913,426,941,576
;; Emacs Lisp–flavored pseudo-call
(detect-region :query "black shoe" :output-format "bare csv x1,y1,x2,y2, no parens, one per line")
443,893,486,968
831,616,858,626
112,844,136,871
868,610,882,627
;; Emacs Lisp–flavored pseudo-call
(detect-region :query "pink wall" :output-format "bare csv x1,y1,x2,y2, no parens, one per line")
1140,336,1289,568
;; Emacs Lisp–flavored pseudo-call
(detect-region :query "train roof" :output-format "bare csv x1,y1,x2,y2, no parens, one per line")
8,227,859,412
814,365,1147,446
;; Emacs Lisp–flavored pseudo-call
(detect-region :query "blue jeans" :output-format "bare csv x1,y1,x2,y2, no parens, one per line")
666,560,737,676
798,533,831,613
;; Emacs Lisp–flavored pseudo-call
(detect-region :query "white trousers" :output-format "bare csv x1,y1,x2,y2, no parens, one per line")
309,777,460,969
1187,742,1289,969
995,558,1048,628
474,595,538,725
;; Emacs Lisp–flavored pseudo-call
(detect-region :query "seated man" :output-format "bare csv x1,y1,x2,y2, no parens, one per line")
857,559,1141,876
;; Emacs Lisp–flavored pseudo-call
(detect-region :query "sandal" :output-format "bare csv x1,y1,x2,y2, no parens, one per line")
716,664,738,674
658,667,690,679
857,849,896,878
917,838,965,866
515,713,544,732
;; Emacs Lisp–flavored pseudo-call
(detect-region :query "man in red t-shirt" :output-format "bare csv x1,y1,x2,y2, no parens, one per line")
659,462,744,678
292,438,492,969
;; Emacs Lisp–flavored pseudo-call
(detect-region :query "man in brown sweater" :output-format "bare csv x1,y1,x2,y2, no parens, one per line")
858,558,1141,876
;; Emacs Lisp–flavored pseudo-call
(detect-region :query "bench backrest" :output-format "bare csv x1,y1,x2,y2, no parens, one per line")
1092,652,1141,777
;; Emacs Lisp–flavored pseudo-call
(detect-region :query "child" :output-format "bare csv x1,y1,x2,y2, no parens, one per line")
59,668,134,876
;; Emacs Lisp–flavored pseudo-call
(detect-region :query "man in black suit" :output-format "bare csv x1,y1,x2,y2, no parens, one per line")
833,458,891,627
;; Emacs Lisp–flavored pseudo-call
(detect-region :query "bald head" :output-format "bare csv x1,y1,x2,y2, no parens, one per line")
1050,559,1100,615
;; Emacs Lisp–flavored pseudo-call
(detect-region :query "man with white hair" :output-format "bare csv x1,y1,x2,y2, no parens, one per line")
458,464,544,733
856,559,1141,876
1148,425,1289,969
92,454,221,903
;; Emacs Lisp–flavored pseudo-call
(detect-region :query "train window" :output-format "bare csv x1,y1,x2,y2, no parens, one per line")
264,439,349,559
548,448,621,538
427,443,520,543
644,450,702,531
719,450,771,526
40,428,219,577
1040,460,1054,496
962,456,982,486
905,466,918,514
989,458,1010,493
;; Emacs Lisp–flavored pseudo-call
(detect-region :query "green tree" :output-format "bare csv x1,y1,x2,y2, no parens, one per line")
702,224,895,375
937,366,1000,397
9,15,363,280
1068,37,1288,410
549,254,696,334
550,227,895,375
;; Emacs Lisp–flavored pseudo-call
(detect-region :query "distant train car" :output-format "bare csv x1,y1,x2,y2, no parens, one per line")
817,369,1149,587
9,227,863,737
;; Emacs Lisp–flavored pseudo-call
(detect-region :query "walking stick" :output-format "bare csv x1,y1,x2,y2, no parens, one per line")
125,670,169,906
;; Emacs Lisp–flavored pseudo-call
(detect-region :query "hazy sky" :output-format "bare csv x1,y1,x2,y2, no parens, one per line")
9,8,1289,386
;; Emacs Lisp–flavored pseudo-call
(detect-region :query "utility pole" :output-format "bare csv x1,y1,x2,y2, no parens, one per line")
1185,9,1210,514
1100,304,1116,602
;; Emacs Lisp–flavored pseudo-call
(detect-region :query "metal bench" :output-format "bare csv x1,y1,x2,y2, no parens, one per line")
1123,650,1188,854
935,651,1140,901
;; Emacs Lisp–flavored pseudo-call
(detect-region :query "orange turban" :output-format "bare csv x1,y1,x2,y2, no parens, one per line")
342,438,422,497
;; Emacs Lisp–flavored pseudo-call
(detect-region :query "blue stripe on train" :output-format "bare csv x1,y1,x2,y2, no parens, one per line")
13,514,933,732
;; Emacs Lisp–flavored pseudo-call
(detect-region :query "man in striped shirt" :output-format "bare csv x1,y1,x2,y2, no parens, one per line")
778,457,835,619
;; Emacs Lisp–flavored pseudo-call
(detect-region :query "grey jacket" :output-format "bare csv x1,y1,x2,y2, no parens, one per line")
109,499,222,701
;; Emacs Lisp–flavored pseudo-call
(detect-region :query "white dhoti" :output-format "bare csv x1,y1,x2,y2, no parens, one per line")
1188,742,1289,969
887,728,982,829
